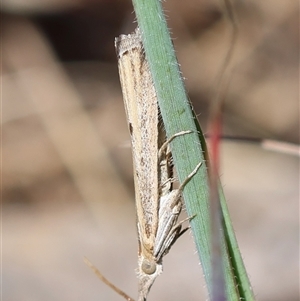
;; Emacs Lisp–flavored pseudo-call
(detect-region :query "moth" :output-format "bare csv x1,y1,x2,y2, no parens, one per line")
115,28,201,301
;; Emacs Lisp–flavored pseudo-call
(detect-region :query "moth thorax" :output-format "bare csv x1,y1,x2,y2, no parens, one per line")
141,259,156,275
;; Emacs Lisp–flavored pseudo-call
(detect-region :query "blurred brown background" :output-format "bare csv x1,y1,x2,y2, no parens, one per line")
2,0,299,300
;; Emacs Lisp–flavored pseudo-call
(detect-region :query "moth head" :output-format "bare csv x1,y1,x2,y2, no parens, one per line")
141,258,156,275
137,257,163,301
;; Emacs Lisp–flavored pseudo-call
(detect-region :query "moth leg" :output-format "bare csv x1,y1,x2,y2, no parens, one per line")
160,214,197,257
158,130,192,159
158,130,193,196
177,161,202,193
155,162,202,260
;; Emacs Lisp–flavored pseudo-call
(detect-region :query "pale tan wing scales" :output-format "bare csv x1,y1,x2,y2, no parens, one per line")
115,29,159,258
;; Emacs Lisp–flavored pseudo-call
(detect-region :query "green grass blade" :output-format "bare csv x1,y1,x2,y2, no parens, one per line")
131,0,255,300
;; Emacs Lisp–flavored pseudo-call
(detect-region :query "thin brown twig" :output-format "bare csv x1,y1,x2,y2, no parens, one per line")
84,257,135,301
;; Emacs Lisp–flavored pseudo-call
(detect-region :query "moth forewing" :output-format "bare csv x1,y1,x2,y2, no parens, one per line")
115,29,162,300
116,29,159,247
